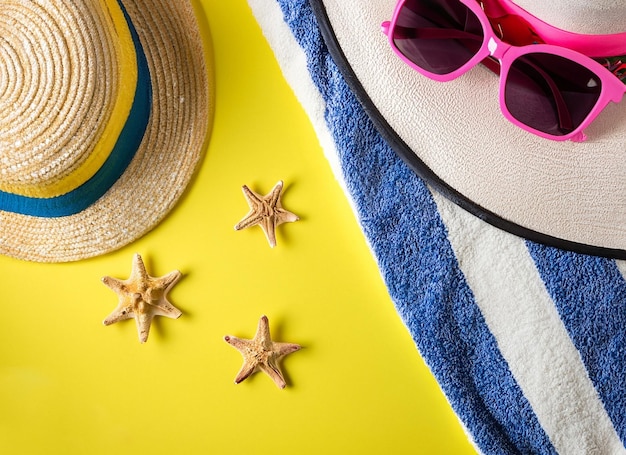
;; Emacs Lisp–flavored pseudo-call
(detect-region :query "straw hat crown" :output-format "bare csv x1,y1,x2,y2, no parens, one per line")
1,1,127,198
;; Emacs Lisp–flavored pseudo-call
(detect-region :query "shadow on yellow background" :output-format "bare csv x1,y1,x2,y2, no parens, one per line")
0,1,476,453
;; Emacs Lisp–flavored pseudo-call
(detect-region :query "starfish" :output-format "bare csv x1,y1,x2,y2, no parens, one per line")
234,180,299,247
101,254,182,343
224,315,301,389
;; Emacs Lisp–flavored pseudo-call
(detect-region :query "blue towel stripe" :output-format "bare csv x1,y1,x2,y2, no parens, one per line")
0,0,151,218
527,243,626,446
277,0,557,452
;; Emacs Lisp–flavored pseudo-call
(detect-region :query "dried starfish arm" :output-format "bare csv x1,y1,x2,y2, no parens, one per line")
135,311,153,343
259,209,300,247
241,184,264,206
276,207,299,223
132,253,149,279
101,278,136,325
234,213,264,231
272,341,302,356
151,269,181,290
264,342,302,388
150,301,183,318
259,216,279,249
235,359,258,383
146,270,183,318
268,182,283,206
102,304,135,325
258,362,287,389
234,364,258,385
101,275,127,293
223,335,257,384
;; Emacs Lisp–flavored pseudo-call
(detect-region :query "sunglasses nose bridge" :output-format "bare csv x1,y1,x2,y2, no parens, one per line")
486,36,509,60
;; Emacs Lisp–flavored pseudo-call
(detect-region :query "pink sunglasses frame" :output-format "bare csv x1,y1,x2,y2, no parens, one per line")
382,0,626,142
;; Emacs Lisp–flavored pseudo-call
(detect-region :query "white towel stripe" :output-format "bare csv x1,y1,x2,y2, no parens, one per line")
433,191,625,454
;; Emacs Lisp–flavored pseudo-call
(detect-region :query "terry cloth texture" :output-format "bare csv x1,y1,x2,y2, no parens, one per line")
247,0,626,454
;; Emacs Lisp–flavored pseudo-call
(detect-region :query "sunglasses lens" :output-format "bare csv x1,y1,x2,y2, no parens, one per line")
505,53,602,136
392,0,484,75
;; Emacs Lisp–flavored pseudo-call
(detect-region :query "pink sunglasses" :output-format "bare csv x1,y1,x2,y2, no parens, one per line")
382,0,626,142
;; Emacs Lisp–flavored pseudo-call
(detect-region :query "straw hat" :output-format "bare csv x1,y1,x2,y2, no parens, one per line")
0,0,211,262
310,0,626,258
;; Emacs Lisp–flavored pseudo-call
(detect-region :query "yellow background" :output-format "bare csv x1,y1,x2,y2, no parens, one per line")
0,1,476,453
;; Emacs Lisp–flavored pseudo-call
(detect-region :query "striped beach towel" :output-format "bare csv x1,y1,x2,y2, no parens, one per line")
247,0,626,453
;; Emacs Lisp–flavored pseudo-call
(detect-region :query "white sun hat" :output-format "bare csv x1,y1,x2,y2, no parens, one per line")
310,0,626,258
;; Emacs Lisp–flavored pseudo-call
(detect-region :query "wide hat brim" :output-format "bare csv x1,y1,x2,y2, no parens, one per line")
0,0,211,262
310,0,626,259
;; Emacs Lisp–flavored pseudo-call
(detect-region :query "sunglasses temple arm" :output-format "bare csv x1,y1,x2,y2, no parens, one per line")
521,59,573,132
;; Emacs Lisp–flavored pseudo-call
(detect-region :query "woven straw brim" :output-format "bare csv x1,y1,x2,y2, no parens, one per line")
0,0,211,262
